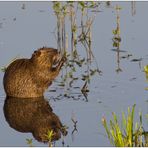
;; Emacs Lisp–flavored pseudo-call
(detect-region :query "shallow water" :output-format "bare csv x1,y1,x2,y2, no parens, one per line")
0,2,148,146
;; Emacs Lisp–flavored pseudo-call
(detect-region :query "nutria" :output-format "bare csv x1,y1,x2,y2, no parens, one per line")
3,96,68,143
3,47,65,98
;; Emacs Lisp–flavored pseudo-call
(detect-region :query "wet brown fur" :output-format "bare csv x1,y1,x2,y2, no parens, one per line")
3,47,65,98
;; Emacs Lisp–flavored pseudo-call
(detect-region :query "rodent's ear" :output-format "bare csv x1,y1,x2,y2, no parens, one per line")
33,50,41,57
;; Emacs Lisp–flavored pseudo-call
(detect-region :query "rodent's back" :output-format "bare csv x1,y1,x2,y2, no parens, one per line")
3,47,63,98
3,58,43,98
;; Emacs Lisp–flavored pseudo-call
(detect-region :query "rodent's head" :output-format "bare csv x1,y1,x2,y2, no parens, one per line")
31,47,61,68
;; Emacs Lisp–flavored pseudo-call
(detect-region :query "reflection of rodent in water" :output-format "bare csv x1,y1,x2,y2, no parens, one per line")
3,96,68,142
3,47,65,98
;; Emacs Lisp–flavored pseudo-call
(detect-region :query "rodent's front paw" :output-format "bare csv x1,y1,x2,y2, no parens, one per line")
61,56,67,63
57,57,65,69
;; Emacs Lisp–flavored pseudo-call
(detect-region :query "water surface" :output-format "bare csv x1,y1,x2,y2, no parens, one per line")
0,2,148,146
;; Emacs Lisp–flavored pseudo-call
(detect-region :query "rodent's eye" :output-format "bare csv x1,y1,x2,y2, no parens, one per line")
35,51,41,57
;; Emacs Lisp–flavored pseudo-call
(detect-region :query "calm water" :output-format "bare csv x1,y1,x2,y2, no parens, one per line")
0,1,148,146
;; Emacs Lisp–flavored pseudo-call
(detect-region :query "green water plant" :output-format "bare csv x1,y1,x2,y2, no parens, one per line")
26,138,33,147
144,65,148,74
1,66,7,72
143,65,148,90
112,5,122,73
102,104,148,147
52,2,101,96
45,130,55,147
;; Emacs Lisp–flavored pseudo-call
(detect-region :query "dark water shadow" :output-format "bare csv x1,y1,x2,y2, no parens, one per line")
3,96,67,143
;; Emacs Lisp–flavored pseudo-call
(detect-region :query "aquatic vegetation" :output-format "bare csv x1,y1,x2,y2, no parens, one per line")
81,81,89,101
71,119,78,135
144,65,148,89
105,1,111,8
52,2,101,55
112,5,122,73
102,104,148,147
26,138,33,147
71,112,78,134
144,65,148,73
21,3,26,10
71,112,78,142
52,1,101,62
45,130,54,147
131,1,136,16
52,2,102,101
1,66,6,72
112,5,122,48
45,126,68,147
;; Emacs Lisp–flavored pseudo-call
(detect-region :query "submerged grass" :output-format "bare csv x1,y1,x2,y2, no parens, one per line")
102,104,148,147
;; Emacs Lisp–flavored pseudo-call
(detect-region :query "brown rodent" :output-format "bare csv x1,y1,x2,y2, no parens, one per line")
3,96,68,142
3,47,65,98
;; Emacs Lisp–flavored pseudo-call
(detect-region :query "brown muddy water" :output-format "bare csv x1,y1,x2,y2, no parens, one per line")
0,1,148,147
